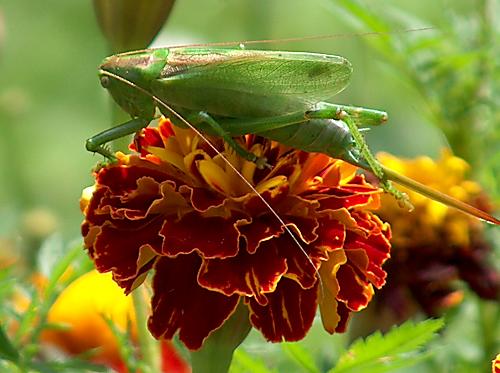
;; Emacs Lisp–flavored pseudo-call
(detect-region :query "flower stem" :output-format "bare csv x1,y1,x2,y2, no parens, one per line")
478,300,499,370
132,286,161,373
190,300,251,373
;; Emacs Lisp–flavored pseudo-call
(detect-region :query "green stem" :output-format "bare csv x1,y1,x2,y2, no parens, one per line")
468,0,494,174
447,0,494,172
478,300,499,370
0,111,33,210
132,287,162,373
190,300,251,373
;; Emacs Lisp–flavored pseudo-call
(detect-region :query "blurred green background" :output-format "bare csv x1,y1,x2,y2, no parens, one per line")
0,0,471,240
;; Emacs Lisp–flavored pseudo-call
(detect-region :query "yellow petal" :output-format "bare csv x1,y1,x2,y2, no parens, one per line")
42,270,134,361
318,249,347,333
198,159,234,196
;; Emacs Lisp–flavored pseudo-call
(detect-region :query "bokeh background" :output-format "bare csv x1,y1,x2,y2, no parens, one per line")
0,0,498,371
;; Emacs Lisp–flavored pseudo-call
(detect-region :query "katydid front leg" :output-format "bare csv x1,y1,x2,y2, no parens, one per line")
86,117,150,160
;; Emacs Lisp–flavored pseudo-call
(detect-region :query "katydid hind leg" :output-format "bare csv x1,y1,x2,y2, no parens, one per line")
305,104,408,203
306,102,388,127
332,112,499,223
215,106,497,224
333,112,414,209
381,166,500,225
219,112,310,136
86,117,150,159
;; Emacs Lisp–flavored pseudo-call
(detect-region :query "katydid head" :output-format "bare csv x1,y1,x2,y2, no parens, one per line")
98,48,169,119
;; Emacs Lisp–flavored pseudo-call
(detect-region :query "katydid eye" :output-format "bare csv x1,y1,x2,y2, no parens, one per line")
100,76,110,88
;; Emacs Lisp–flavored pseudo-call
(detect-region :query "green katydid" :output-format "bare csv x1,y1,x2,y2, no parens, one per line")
88,46,499,225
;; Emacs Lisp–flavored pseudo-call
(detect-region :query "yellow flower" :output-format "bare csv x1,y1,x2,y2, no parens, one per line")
41,270,134,367
378,149,486,247
41,270,190,372
373,150,498,319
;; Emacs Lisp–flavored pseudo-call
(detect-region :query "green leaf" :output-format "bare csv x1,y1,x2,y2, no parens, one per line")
28,359,109,372
330,319,444,373
15,242,84,349
103,314,138,373
37,233,65,279
336,0,391,33
230,348,275,373
0,324,19,363
281,342,320,373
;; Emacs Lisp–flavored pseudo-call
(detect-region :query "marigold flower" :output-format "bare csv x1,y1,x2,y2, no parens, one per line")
81,117,391,350
493,353,500,373
372,150,499,319
41,270,134,366
41,270,189,373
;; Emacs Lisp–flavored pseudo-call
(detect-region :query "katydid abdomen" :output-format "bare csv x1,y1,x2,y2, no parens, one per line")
258,119,360,164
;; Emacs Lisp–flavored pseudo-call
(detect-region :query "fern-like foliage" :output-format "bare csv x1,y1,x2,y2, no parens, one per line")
330,319,444,373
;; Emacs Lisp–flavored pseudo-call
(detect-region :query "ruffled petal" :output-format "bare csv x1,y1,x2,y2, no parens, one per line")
198,239,286,305
248,278,317,342
159,212,242,258
149,256,239,350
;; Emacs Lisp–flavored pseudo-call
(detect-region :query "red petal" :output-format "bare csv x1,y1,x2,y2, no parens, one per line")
313,219,346,252
282,237,322,290
160,341,190,373
187,186,226,212
345,213,391,288
118,259,156,293
131,127,164,155
248,278,317,342
198,239,287,306
238,214,318,255
159,212,242,258
96,164,171,192
243,187,290,216
90,218,164,292
333,302,352,333
149,256,239,350
238,215,285,254
158,118,175,138
336,264,373,311
315,191,374,211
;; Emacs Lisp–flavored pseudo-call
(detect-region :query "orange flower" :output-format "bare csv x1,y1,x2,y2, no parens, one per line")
373,150,499,319
81,118,391,349
41,270,189,372
41,270,134,366
493,354,500,373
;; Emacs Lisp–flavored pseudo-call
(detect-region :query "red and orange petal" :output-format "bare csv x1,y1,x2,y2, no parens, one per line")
493,354,500,373
81,117,391,349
